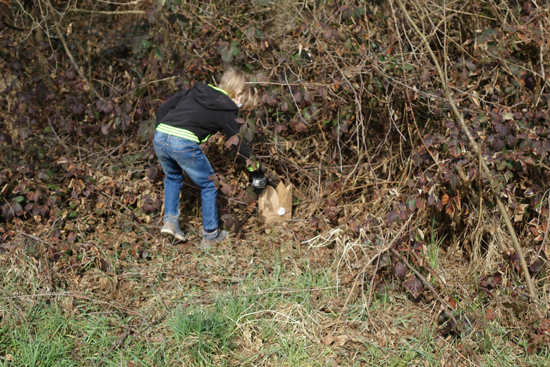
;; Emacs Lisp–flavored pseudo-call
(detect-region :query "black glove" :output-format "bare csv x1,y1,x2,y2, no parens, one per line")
250,167,267,194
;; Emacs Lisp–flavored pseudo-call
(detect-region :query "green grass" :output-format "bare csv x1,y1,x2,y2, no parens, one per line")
260,336,321,367
1,303,100,367
426,221,446,269
169,299,240,366
1,241,549,367
0,300,176,367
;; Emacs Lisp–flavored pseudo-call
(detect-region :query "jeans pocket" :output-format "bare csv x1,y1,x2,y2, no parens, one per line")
153,140,163,153
180,150,197,167
170,144,198,167
153,132,167,150
153,140,164,160
171,144,196,154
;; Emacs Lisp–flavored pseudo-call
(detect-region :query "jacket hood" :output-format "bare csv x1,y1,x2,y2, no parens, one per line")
193,82,239,111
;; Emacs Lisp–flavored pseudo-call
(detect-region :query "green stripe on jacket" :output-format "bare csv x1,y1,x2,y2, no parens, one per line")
156,124,205,143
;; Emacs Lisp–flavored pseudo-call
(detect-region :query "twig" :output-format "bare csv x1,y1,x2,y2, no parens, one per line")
395,0,536,300
47,117,70,152
4,290,140,316
17,231,55,248
95,0,144,5
45,0,102,100
0,6,30,31
70,8,145,15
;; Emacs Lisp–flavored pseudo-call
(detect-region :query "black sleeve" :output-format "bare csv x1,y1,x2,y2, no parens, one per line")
155,90,188,126
222,112,252,161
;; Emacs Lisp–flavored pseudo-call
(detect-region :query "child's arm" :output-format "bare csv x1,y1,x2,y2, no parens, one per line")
222,114,252,162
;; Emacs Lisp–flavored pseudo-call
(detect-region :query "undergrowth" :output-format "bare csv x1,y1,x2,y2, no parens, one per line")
1,0,550,365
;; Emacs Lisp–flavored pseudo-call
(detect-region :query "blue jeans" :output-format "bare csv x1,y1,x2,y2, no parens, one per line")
153,131,218,232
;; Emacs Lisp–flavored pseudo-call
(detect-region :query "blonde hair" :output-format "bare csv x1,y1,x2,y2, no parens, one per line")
219,68,258,109
219,68,248,99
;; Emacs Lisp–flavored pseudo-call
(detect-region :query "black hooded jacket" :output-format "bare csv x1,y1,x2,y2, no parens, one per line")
155,82,251,159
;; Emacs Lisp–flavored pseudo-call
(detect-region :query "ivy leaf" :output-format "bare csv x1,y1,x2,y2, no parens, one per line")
218,42,234,63
253,72,268,85
304,90,315,105
406,196,416,211
167,13,188,25
378,253,391,268
386,210,398,223
101,124,111,135
147,166,159,181
142,39,153,49
220,183,234,196
242,124,255,141
221,213,234,230
245,25,256,39
155,48,163,60
225,135,240,148
208,174,220,188
403,275,424,298
478,273,502,289
237,187,257,206
293,90,303,103
412,153,422,166
274,124,288,133
290,118,307,133
96,100,114,114
449,173,459,189
393,262,407,279
231,43,241,57
530,259,543,274
26,191,39,202
2,203,14,220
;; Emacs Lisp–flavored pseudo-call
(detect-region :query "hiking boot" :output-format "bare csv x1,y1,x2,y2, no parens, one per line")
200,228,228,248
160,222,187,241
